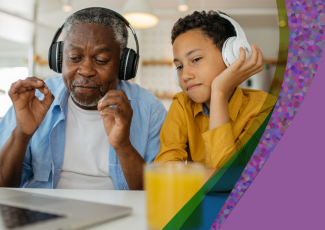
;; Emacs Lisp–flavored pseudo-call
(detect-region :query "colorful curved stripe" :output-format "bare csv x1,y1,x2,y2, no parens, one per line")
211,0,325,229
161,0,325,229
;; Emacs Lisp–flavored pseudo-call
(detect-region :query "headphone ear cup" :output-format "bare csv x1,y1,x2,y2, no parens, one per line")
57,41,63,73
49,43,57,72
119,48,128,80
173,68,179,86
233,38,252,61
119,48,137,80
222,37,237,67
125,49,136,80
48,41,63,73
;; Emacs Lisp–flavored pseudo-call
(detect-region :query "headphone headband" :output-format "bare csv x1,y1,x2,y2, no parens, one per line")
48,7,140,80
49,7,139,55
218,13,247,42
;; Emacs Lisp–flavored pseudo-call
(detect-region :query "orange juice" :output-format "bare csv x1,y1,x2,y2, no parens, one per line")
144,162,205,230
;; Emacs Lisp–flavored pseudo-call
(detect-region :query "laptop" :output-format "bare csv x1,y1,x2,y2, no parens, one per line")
0,188,132,230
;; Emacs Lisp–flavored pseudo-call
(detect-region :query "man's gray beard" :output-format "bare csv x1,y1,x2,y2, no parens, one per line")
70,78,104,107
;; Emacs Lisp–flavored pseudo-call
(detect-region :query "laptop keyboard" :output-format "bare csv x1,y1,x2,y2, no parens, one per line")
0,204,65,229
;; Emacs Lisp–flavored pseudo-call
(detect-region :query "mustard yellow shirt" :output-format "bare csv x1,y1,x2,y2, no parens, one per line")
155,87,277,168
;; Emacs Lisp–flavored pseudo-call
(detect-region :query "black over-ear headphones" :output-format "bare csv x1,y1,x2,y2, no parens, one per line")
48,7,140,81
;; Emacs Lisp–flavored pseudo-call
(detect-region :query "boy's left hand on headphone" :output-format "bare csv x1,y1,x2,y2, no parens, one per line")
97,89,133,150
211,45,263,99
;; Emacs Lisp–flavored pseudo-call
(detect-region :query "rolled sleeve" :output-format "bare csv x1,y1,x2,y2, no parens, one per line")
202,123,236,168
0,106,33,187
20,143,33,187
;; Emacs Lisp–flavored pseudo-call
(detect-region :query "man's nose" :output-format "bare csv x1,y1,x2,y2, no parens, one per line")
77,57,96,78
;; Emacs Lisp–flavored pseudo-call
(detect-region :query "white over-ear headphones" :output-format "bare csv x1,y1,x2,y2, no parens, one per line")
173,13,252,86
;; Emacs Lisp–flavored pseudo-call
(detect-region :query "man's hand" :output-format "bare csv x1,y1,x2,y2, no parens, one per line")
98,89,145,190
8,77,54,136
211,45,263,99
0,77,54,187
97,89,133,149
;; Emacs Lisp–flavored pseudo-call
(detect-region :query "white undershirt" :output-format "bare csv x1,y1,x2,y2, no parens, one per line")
56,95,116,190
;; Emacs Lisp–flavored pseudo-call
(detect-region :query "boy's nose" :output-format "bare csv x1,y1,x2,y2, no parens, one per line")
181,67,195,83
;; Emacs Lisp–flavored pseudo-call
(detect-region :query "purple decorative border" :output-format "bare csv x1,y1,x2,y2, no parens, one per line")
210,1,325,229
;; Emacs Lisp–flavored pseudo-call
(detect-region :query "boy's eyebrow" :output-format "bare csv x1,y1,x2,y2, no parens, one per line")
173,49,202,63
185,49,201,57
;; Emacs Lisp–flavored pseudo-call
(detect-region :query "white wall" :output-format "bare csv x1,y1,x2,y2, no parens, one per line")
242,26,279,59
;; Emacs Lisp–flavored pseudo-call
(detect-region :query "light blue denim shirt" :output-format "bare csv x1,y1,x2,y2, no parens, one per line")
0,76,167,190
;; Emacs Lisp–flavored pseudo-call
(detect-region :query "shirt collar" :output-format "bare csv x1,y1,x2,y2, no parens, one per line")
193,102,210,116
202,103,210,116
193,87,244,121
52,77,69,116
194,101,204,117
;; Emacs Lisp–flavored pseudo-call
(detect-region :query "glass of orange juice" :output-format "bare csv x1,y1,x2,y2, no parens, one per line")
144,162,205,230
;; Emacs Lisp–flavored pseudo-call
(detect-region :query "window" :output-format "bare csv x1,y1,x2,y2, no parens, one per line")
0,67,28,118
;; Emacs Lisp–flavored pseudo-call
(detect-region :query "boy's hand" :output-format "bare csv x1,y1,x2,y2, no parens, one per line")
211,45,263,99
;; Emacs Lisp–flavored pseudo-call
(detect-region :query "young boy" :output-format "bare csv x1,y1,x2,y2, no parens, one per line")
154,11,277,169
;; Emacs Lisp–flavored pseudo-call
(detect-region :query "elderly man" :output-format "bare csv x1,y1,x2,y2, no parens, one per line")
0,8,166,190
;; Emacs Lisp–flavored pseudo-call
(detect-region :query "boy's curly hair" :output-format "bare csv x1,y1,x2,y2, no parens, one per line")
171,10,236,51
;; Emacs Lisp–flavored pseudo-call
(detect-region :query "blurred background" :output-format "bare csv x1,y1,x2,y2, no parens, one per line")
0,0,287,120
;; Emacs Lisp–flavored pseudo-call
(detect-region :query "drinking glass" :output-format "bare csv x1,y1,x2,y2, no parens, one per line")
144,162,205,230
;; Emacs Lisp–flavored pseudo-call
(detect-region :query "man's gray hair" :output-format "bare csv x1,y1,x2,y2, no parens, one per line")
62,8,128,57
